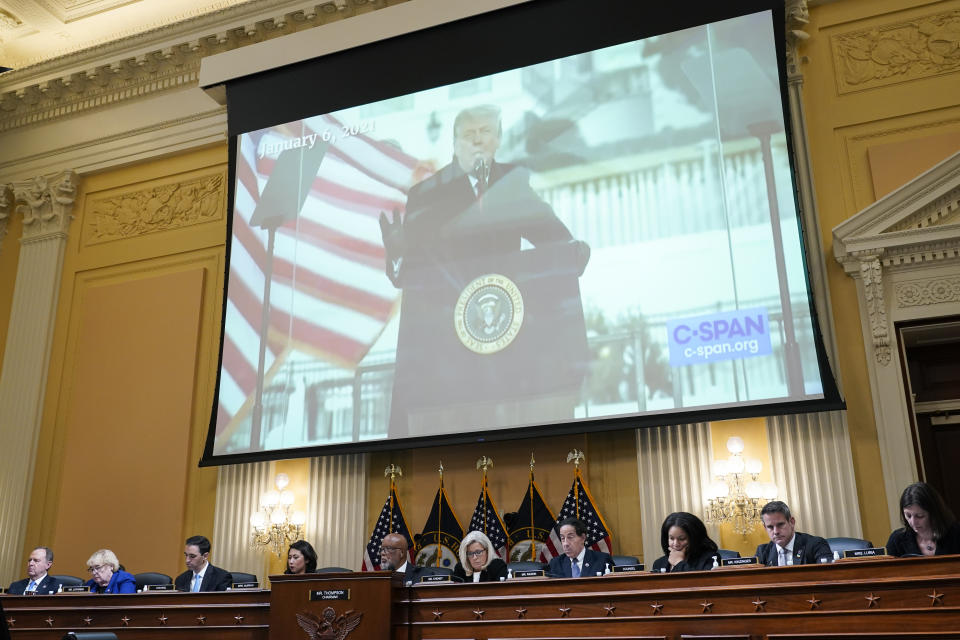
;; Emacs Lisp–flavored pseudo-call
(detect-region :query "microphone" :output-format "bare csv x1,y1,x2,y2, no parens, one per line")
473,157,490,196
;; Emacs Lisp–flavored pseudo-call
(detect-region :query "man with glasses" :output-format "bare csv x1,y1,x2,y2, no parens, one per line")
7,547,61,595
379,532,423,585
174,535,233,592
547,517,614,578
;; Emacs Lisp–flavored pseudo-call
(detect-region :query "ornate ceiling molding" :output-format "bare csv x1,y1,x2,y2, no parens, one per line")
0,0,397,132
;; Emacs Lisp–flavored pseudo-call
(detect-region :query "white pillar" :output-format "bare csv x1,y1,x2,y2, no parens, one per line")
0,171,77,585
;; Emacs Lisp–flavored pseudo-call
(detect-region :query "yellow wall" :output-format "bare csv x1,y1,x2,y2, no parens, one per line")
800,0,960,547
22,144,228,578
0,200,23,370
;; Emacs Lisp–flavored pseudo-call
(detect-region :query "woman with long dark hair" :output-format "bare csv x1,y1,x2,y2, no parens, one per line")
652,512,719,572
285,540,319,574
886,482,960,557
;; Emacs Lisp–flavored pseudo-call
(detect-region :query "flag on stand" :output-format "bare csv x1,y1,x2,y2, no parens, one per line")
362,482,414,571
415,476,464,569
468,475,510,560
506,468,555,562
216,117,419,446
540,466,612,563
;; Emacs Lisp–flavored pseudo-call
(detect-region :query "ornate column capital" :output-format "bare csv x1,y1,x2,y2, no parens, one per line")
785,0,810,85
12,170,78,243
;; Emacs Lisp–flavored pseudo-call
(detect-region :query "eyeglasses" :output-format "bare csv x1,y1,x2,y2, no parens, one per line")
87,565,111,574
466,549,486,558
380,546,403,553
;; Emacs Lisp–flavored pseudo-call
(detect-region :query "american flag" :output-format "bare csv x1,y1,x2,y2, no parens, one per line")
540,468,612,563
362,484,414,572
216,116,419,446
468,476,509,560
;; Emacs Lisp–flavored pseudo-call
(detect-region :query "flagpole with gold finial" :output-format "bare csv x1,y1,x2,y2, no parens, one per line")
566,449,585,520
435,462,444,567
476,456,493,538
529,452,536,561
385,464,402,533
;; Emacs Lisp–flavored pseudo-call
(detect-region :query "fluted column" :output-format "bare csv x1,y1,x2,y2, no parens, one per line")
0,171,77,585
307,454,368,570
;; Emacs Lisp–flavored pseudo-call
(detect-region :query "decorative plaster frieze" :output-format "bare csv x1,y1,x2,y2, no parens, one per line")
881,242,960,268
895,276,960,308
831,9,960,94
12,171,78,242
0,0,395,132
785,0,810,85
85,171,225,244
858,254,891,366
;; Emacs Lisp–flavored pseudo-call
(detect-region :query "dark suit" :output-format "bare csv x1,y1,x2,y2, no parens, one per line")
85,569,136,594
755,532,832,566
7,574,62,595
547,549,614,578
452,557,508,582
174,564,233,592
651,549,716,572
386,160,583,436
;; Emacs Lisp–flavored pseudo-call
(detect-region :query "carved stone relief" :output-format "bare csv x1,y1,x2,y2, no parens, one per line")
831,9,960,93
885,192,960,232
85,171,225,244
859,254,891,366
895,276,960,308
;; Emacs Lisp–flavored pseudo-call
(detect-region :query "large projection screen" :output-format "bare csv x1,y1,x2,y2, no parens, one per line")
203,0,842,464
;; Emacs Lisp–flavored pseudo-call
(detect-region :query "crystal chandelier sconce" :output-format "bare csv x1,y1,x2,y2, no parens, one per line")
250,473,307,557
704,436,778,536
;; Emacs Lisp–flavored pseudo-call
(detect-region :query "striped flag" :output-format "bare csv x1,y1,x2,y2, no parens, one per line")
415,477,464,569
506,468,555,562
468,475,510,560
540,467,612,563
216,118,420,446
362,482,414,571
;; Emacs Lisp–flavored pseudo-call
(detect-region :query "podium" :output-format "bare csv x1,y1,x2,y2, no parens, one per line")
268,572,399,640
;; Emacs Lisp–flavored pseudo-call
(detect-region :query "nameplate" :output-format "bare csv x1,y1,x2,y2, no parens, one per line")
844,547,886,558
512,569,545,578
62,585,91,593
231,581,259,590
722,556,758,566
310,589,350,601
144,584,175,591
419,574,452,583
611,564,644,573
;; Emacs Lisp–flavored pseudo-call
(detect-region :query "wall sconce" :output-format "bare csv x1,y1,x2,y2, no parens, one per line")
704,436,777,535
250,473,306,556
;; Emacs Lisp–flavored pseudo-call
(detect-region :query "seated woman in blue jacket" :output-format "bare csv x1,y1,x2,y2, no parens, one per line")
84,549,136,594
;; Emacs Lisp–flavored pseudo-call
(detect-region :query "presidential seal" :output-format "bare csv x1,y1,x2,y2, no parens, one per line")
454,274,524,355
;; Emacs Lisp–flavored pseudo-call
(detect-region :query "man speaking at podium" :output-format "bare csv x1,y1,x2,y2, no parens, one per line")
380,105,591,437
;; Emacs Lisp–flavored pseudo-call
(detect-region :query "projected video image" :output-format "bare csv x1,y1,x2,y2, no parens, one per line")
215,10,825,455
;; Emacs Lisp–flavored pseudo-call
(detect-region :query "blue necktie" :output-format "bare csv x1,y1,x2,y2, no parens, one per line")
192,574,202,592
26,580,37,593
571,558,580,578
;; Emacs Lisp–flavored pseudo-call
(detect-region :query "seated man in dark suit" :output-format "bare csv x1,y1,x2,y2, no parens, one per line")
547,517,614,578
379,533,422,585
174,535,233,592
7,547,61,595
755,501,832,566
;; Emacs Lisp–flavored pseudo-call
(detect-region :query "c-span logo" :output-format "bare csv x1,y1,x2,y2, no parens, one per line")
454,274,524,354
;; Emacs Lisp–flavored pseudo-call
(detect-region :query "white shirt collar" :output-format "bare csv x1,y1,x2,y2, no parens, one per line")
194,561,209,580
575,547,587,565
396,561,408,574
779,533,797,554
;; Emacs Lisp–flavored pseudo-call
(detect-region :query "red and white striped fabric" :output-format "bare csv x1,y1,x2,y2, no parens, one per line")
540,469,613,563
216,119,420,440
